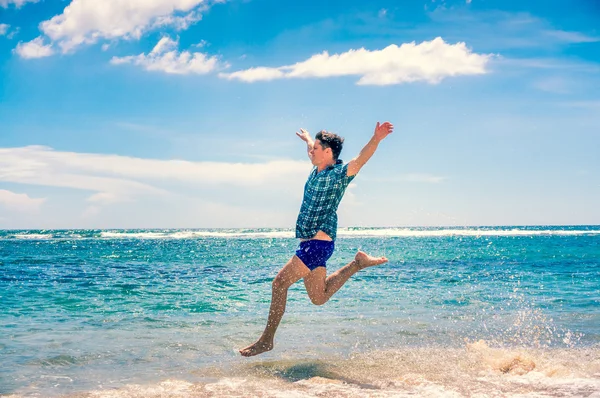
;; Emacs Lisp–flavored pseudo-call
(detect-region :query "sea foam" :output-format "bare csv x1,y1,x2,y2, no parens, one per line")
4,227,598,241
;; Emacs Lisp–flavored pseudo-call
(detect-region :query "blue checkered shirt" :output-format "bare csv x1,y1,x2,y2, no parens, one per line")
295,159,356,240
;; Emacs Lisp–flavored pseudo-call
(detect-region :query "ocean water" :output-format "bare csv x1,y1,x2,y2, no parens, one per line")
1,226,599,397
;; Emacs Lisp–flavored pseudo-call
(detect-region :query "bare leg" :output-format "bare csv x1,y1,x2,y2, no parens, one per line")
239,255,310,357
304,251,388,305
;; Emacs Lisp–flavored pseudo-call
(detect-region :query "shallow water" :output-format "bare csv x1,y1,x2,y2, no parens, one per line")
1,226,599,397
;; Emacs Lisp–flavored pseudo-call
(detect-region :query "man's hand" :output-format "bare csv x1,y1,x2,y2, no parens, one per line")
374,122,394,142
347,121,394,177
296,128,314,161
296,128,312,142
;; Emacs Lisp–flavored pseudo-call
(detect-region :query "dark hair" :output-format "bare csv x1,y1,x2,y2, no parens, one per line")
315,130,344,160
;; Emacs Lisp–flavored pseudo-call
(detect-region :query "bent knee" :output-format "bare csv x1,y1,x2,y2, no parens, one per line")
272,276,291,291
309,296,328,306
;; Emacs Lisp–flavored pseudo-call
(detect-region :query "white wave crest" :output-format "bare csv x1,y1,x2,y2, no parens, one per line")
12,233,53,240
97,228,600,240
337,228,600,238
2,227,599,241
99,230,295,239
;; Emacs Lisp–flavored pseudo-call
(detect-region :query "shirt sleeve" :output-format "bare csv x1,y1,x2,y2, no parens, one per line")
340,163,356,184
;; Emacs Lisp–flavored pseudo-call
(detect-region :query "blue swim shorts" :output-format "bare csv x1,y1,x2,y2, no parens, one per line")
295,239,335,271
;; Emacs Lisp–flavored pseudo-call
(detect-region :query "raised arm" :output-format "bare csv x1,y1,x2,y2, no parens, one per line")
346,121,394,177
296,128,315,162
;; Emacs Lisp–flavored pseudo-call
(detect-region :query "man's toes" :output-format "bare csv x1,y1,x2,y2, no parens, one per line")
239,347,251,356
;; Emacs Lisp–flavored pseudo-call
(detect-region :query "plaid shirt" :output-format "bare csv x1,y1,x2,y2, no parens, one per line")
295,159,355,240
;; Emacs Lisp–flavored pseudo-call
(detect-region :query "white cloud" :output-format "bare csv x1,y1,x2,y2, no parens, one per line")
1,24,19,39
220,37,493,85
110,36,223,74
150,35,178,54
222,66,285,82
151,7,203,31
39,0,210,53
0,189,45,212
14,36,54,58
0,145,308,198
0,146,168,205
0,145,312,225
0,0,37,8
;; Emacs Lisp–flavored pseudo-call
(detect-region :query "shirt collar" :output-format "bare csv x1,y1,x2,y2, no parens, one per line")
326,159,343,170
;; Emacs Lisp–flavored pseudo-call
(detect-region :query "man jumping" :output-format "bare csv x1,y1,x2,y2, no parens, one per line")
239,121,394,357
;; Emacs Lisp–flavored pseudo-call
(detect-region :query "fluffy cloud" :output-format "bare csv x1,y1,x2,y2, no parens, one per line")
14,36,54,58
39,0,210,53
0,189,45,212
221,37,493,85
110,36,223,74
0,0,37,7
0,24,9,36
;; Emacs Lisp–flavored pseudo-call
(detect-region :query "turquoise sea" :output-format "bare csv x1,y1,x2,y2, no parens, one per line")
1,226,599,397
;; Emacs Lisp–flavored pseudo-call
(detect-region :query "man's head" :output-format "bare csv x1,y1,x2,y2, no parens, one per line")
314,130,344,162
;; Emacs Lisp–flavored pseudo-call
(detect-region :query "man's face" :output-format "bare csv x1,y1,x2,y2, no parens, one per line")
311,140,332,165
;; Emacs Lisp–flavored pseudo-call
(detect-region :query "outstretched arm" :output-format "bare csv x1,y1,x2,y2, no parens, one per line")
296,128,315,162
346,121,394,177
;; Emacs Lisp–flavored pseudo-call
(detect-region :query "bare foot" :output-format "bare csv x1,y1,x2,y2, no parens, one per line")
239,339,273,357
354,251,388,270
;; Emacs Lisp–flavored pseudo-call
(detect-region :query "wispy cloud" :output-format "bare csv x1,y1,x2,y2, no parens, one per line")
402,174,446,183
0,24,9,36
0,189,45,212
111,36,225,74
561,101,600,110
496,56,600,75
495,54,600,94
0,0,37,8
6,27,20,39
532,77,572,94
0,146,309,215
426,8,599,50
221,37,493,85
542,30,599,44
367,173,446,184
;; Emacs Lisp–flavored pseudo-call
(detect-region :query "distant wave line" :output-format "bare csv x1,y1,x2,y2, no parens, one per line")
2,227,600,240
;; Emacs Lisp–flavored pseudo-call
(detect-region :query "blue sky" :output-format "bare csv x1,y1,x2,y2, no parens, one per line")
0,0,599,229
